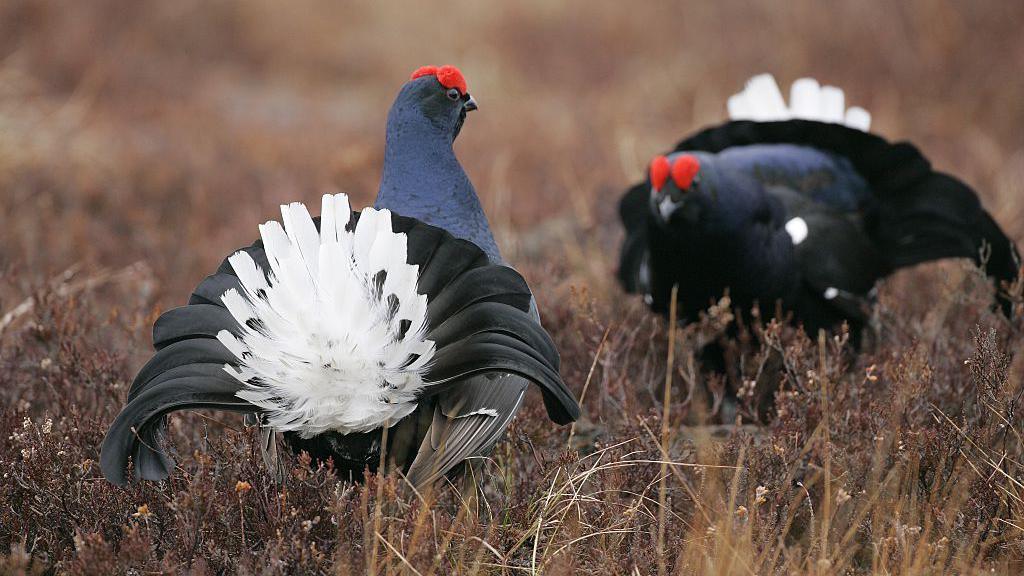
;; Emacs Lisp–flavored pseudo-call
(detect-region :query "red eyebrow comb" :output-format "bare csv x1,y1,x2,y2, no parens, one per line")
671,154,700,190
410,64,468,94
410,65,438,80
650,155,670,192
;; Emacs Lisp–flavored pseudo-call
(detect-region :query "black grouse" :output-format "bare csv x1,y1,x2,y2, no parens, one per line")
619,74,1019,337
101,65,580,488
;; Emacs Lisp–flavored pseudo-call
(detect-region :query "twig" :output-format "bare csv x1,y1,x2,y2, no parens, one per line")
369,419,391,576
0,298,33,335
657,284,679,576
567,325,611,449
819,329,832,568
376,532,423,576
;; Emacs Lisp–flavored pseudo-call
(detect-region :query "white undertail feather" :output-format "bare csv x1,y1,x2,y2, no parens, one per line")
728,74,871,131
216,193,435,438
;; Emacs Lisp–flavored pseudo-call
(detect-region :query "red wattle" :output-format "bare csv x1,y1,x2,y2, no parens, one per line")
410,65,468,95
671,155,700,190
649,155,670,193
410,66,438,80
436,65,468,94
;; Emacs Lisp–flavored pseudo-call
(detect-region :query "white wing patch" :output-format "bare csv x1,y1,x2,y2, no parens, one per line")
216,193,435,438
785,217,809,245
457,408,500,419
728,74,871,131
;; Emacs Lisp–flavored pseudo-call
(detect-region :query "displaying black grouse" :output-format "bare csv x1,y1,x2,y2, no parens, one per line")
101,65,579,488
619,74,1019,337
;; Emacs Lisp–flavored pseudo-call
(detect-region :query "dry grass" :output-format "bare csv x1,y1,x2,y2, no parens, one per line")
2,0,1024,573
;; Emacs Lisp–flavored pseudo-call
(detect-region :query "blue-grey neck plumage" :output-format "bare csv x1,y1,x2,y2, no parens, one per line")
374,76,502,263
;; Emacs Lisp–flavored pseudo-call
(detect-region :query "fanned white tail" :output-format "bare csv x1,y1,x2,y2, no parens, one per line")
216,193,435,437
728,74,871,131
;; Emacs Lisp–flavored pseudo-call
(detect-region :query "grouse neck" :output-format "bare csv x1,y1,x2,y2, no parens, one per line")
375,108,502,262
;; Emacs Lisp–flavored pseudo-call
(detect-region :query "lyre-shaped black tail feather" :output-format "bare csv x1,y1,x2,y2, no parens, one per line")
101,205,578,485
100,364,259,485
671,119,1020,312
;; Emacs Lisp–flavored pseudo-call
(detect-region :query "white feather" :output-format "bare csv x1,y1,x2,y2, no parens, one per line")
281,202,321,279
228,252,268,295
219,193,435,438
727,94,751,120
785,217,809,245
844,107,872,131
216,329,247,359
258,221,292,278
728,74,871,131
819,86,845,123
353,207,386,274
320,194,337,245
743,74,789,121
458,408,499,418
789,78,821,120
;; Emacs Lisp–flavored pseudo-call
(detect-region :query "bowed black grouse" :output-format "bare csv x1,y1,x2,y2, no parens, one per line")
619,74,1020,336
101,65,579,488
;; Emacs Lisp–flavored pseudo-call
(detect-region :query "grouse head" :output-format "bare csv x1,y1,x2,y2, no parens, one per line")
393,65,478,141
647,152,776,238
649,153,700,225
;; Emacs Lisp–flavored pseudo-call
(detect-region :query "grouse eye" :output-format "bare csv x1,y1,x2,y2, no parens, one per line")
446,88,461,101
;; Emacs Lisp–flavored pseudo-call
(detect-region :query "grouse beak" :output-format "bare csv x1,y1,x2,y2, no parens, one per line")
463,94,478,112
656,194,678,222
651,185,700,227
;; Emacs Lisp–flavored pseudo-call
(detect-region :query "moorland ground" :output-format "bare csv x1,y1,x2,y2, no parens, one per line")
2,1,1024,573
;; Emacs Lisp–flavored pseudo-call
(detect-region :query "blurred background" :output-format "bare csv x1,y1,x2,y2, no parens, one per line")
2,2,1024,572
2,0,1022,305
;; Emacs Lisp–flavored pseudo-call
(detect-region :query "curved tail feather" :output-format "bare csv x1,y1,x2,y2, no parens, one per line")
103,193,578,485
671,119,1020,313
401,212,576,423
100,369,258,485
127,338,237,402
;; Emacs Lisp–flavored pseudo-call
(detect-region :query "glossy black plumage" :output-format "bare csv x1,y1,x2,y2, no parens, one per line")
101,212,578,486
619,118,1019,336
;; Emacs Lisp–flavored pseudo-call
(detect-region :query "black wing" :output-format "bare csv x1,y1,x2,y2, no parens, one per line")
672,120,1020,313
